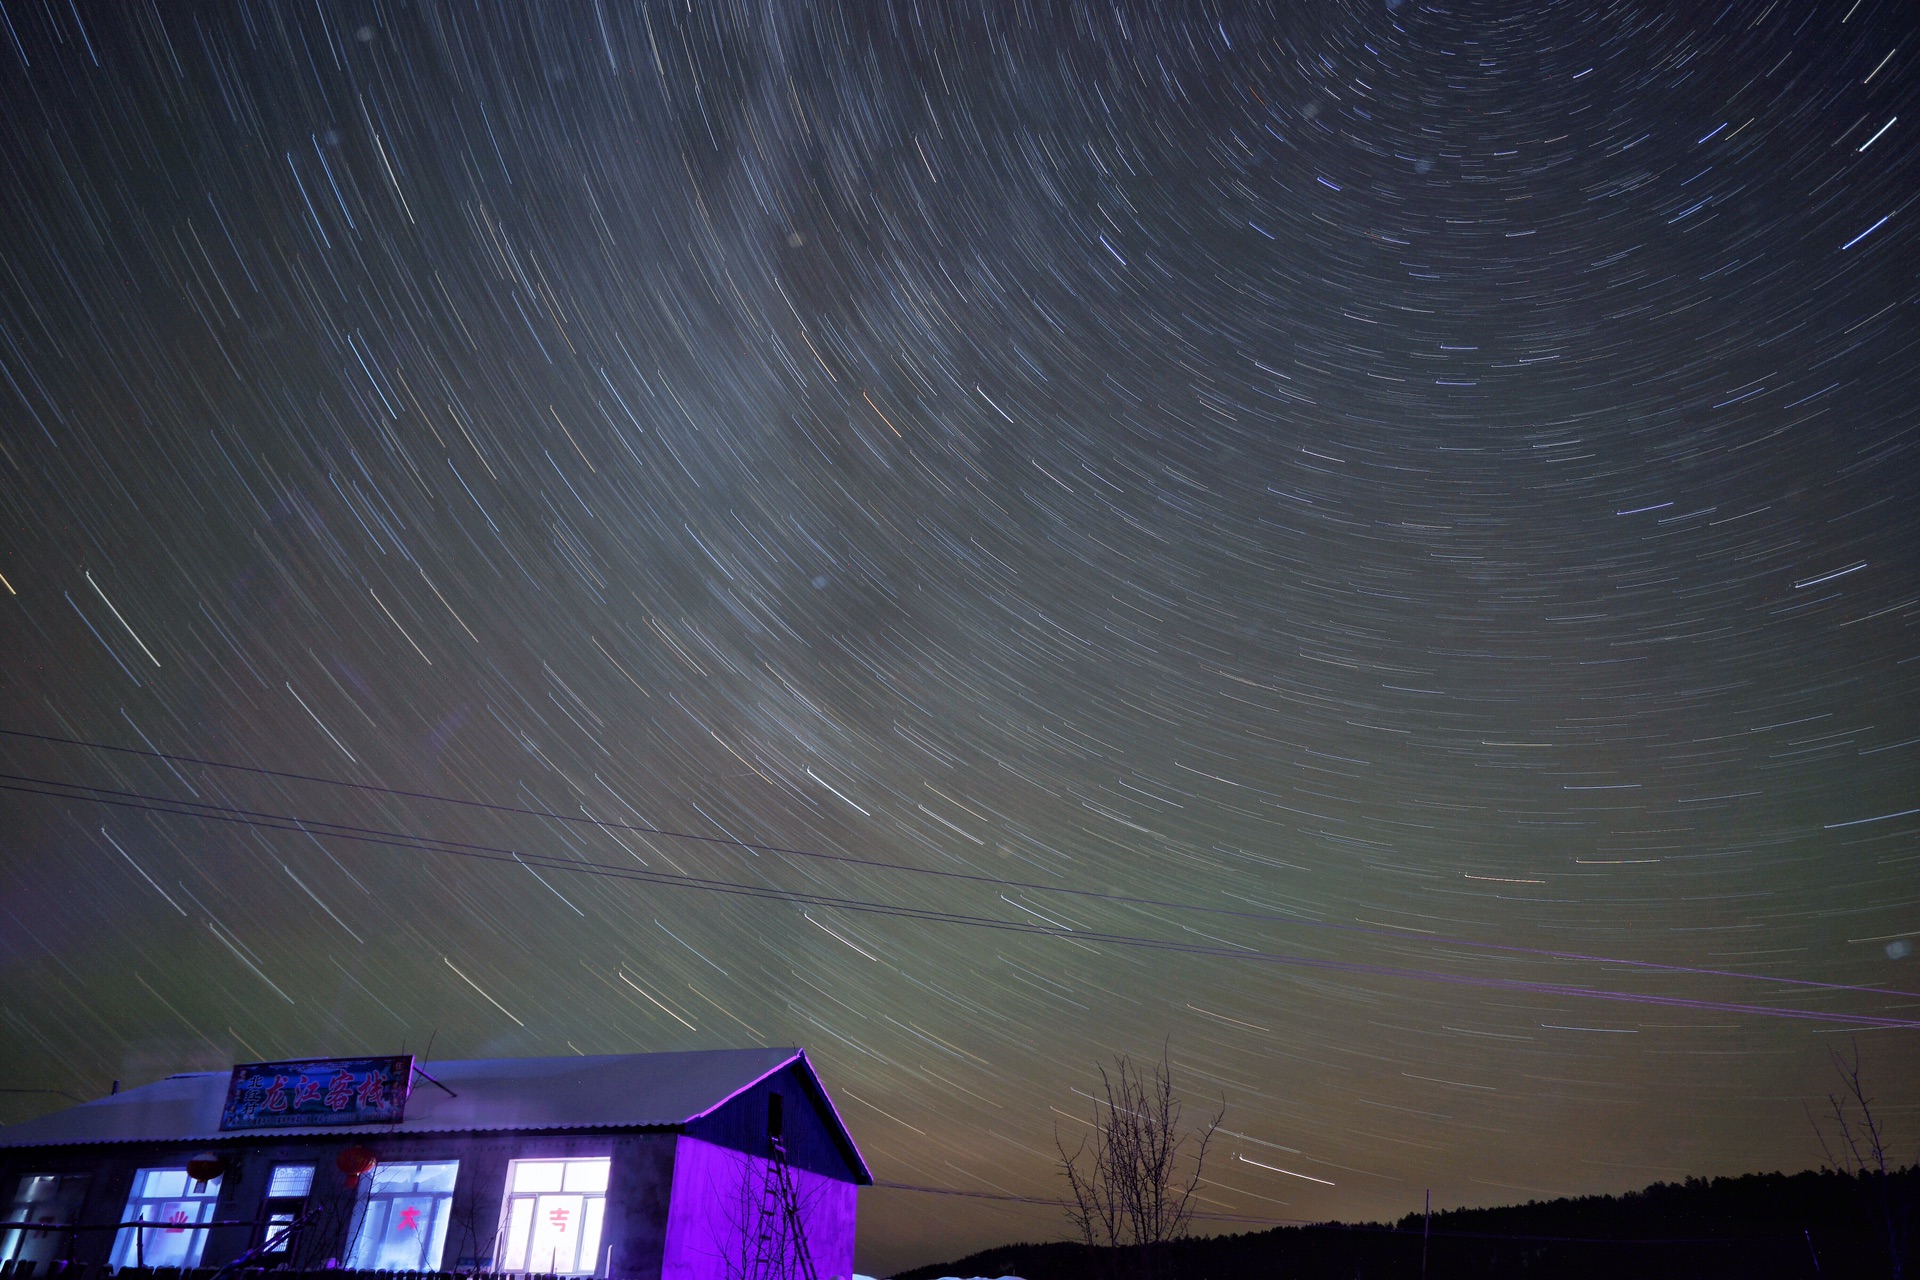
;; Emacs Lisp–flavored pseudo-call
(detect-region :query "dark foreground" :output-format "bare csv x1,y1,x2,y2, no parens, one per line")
896,1167,1917,1280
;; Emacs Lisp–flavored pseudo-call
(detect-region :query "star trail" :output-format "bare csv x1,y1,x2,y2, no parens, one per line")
0,2,1915,1273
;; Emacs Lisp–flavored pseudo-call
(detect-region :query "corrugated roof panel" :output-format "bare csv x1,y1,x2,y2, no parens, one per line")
0,1049,804,1147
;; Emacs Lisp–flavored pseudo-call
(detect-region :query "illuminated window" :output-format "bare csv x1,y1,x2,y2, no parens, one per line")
109,1168,223,1269
2,1174,84,1265
260,1165,315,1254
344,1161,459,1272
268,1166,315,1198
496,1158,610,1276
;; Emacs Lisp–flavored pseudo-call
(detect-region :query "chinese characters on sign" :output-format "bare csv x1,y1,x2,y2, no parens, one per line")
220,1056,413,1130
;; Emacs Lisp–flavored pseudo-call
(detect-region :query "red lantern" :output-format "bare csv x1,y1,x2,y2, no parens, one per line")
336,1146,378,1187
185,1153,228,1184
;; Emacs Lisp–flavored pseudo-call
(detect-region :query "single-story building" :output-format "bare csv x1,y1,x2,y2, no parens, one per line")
0,1048,870,1280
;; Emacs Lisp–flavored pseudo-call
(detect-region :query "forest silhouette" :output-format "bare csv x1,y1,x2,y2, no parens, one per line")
895,1167,1919,1280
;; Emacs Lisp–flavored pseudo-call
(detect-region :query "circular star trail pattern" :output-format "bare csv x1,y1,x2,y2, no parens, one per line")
0,2,1916,1272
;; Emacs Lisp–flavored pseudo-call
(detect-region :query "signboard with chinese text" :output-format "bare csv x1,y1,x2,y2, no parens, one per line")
219,1056,413,1130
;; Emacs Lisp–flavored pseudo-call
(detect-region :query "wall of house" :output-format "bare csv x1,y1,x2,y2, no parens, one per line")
0,1143,219,1269
0,1059,864,1280
657,1136,857,1280
0,1129,681,1275
605,1133,679,1280
680,1063,864,1184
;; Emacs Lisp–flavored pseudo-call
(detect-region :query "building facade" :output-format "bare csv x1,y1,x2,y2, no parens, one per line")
0,1049,869,1280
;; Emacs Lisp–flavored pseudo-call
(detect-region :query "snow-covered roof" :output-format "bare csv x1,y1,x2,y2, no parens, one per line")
0,1048,860,1172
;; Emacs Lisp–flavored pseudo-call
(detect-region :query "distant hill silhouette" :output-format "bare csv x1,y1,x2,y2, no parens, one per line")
893,1167,1917,1280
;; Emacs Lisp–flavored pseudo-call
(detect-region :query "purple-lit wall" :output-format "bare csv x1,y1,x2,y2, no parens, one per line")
0,1055,867,1280
658,1136,857,1280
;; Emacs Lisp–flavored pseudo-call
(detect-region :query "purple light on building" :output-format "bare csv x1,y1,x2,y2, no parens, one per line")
0,1049,871,1280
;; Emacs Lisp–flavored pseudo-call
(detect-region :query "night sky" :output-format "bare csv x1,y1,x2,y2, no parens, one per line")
1,1,1917,1273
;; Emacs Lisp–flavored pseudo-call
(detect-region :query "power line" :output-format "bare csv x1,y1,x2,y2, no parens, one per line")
5,772,1917,1030
5,727,1914,1007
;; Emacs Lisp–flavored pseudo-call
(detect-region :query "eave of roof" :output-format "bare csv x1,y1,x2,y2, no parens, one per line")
694,1048,872,1185
0,1049,858,1159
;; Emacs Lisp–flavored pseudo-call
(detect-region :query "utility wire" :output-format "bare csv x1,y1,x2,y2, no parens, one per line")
4,772,1917,1030
3,727,1913,1005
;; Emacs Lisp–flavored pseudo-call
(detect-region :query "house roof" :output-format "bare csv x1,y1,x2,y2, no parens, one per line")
0,1049,869,1180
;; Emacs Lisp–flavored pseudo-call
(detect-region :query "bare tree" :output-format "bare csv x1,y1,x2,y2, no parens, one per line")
1056,1050,1222,1280
443,1171,496,1275
287,1173,358,1271
719,1153,823,1280
1808,1041,1912,1280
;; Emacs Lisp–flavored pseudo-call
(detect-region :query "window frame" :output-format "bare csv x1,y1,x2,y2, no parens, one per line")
109,1167,223,1270
257,1164,316,1255
342,1159,461,1273
1,1174,83,1265
494,1156,613,1277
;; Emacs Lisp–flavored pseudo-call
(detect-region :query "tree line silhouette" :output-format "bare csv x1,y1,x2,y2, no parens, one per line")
901,1045,1914,1280
897,1166,1919,1280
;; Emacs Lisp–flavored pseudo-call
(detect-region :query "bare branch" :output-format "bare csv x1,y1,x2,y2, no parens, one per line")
1056,1048,1225,1280
1806,1040,1910,1280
